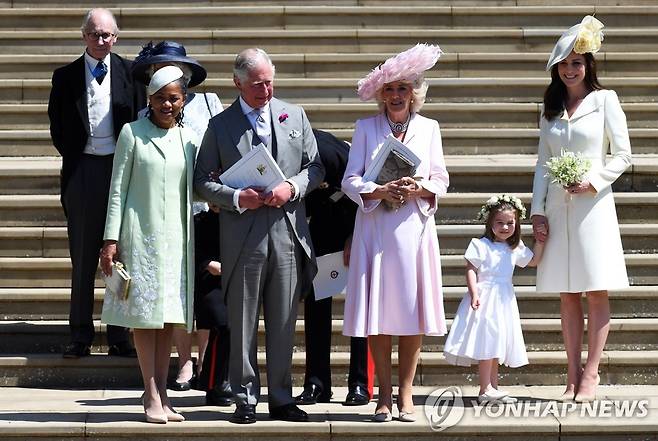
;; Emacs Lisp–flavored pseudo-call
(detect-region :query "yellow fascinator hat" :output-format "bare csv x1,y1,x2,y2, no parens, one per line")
546,15,604,71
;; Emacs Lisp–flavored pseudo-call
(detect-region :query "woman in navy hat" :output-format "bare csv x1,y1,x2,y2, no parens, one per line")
132,40,224,395
133,40,223,141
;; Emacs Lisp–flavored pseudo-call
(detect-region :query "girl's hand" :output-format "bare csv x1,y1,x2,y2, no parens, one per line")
531,215,549,243
564,180,595,195
470,294,480,310
100,241,118,276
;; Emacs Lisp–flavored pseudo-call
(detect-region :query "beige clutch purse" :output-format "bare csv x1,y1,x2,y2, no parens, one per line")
103,261,131,300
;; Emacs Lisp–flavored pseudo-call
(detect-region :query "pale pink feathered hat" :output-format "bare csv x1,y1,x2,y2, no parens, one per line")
357,43,442,101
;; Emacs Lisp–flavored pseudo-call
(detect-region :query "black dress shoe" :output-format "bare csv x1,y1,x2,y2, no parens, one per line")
269,403,309,422
343,385,370,406
107,341,137,358
62,342,91,359
230,404,257,424
168,372,197,392
206,387,234,406
295,384,331,405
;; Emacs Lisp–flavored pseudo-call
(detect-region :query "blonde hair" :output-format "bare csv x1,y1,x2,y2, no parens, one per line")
375,77,428,114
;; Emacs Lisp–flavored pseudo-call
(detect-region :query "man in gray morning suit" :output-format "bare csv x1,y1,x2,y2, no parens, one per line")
194,48,325,424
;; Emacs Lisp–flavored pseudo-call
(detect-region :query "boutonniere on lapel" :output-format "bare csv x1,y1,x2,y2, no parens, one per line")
278,113,289,123
289,129,301,139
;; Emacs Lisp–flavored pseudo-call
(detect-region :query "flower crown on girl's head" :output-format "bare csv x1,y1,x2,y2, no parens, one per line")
477,194,527,222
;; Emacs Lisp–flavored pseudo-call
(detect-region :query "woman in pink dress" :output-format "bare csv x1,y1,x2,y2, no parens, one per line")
341,44,449,423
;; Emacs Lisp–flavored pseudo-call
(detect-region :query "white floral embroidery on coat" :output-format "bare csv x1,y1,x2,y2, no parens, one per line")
128,232,160,322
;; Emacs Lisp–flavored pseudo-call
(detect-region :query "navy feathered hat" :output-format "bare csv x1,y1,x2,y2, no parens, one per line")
132,40,207,88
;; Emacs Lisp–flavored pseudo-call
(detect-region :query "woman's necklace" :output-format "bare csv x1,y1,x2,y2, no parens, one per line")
387,112,411,134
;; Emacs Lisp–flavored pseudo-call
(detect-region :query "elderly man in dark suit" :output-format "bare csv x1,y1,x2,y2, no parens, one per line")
48,8,144,358
195,48,324,424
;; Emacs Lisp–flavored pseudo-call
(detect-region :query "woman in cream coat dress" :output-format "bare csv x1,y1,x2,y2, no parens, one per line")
531,16,631,403
100,66,196,423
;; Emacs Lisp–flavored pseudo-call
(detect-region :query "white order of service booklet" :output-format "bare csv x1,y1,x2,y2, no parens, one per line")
362,134,421,183
313,251,348,300
219,145,285,193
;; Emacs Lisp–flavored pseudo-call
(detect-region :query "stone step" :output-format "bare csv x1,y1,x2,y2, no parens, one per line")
9,0,658,5
3,223,658,259
1,285,656,322
1,350,656,388
2,153,656,195
0,27,657,55
2,52,658,80
3,128,658,157
0,99,658,143
2,191,657,227
1,253,656,288
0,386,656,441
2,317,657,354
442,154,658,192
3,6,658,30
0,194,62,226
5,77,658,105
437,191,658,225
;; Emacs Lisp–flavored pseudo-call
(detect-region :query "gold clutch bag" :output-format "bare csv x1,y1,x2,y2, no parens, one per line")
102,261,131,300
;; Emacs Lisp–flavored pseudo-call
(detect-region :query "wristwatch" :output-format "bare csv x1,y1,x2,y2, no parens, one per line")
286,180,296,199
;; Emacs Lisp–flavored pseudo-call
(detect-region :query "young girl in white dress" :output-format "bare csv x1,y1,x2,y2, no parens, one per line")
443,195,546,404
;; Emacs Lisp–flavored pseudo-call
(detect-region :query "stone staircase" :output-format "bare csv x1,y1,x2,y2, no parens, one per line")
0,2,657,439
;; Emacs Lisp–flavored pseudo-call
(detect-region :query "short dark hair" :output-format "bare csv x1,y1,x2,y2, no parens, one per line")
482,202,522,248
543,52,604,121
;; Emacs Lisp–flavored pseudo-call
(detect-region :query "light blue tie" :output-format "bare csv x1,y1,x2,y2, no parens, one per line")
252,108,270,147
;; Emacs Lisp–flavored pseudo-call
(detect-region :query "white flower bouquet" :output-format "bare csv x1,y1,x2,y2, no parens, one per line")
545,150,591,187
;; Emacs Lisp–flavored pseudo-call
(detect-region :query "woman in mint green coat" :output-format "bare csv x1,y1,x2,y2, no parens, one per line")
100,66,195,424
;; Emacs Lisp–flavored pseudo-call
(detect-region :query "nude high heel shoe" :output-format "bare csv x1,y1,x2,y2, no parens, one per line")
164,406,185,422
144,407,168,424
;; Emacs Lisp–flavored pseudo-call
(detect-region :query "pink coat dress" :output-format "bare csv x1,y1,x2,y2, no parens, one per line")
341,113,449,337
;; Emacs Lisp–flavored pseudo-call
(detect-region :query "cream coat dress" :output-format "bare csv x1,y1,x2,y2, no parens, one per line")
531,89,631,293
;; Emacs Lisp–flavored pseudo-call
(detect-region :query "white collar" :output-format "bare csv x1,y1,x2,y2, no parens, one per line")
239,96,270,117
84,51,111,73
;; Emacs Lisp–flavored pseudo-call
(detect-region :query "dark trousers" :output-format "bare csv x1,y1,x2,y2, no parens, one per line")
199,325,231,392
303,294,368,392
62,154,128,345
196,287,231,392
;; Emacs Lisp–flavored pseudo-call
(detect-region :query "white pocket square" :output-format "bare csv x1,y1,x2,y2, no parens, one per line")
289,129,301,139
